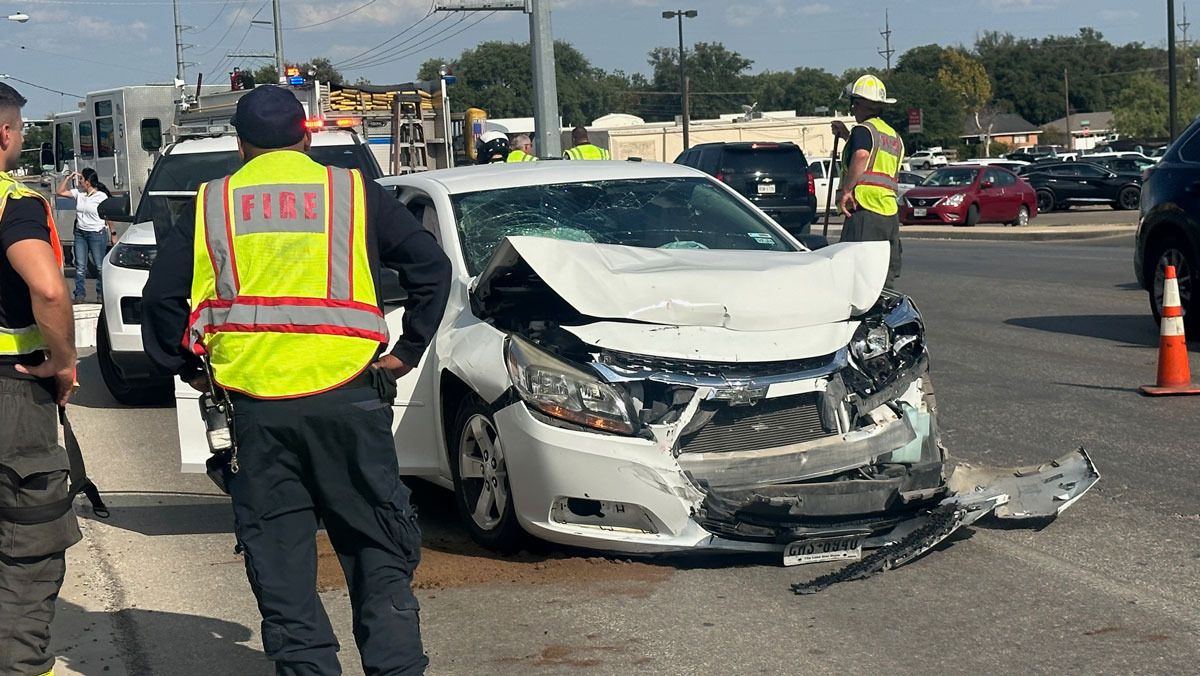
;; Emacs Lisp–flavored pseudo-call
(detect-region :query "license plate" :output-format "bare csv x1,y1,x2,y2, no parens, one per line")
783,534,864,567
913,207,927,217
757,183,776,194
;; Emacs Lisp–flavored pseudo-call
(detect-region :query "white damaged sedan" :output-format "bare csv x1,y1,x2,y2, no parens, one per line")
177,161,1097,565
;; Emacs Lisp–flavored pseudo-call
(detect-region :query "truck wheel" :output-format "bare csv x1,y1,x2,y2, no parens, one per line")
450,395,526,553
96,311,172,406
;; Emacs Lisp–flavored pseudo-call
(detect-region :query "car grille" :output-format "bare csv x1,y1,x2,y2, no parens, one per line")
600,351,838,380
678,393,836,454
907,197,941,208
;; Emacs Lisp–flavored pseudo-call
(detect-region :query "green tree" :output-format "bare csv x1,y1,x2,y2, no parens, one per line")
937,49,996,155
1112,74,1200,137
254,57,345,85
644,42,753,120
418,41,634,124
882,46,964,149
19,122,50,174
748,67,841,116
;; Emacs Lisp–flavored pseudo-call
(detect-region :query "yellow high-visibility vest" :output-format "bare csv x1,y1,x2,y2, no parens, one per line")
185,151,389,399
841,117,904,216
505,149,537,162
0,173,62,357
564,144,611,160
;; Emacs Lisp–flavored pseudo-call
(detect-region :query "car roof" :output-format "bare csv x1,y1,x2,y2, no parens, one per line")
166,129,362,155
379,160,710,194
690,141,799,150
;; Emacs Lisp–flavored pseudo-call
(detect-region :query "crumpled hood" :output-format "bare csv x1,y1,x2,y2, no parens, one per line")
118,219,157,246
472,236,889,332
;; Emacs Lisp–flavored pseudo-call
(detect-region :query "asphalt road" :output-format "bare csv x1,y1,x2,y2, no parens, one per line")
817,204,1138,230
52,237,1199,675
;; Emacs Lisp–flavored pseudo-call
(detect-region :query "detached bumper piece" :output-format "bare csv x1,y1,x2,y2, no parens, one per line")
791,448,1100,594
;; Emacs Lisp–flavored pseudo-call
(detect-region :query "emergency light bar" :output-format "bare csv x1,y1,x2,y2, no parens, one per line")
304,118,361,130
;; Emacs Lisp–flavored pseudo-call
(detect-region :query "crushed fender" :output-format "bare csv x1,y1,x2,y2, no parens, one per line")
791,448,1099,594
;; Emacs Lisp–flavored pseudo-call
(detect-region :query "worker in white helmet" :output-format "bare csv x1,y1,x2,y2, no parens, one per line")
476,130,511,164
831,73,904,284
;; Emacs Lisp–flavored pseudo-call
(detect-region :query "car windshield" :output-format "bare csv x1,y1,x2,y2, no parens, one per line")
450,177,796,275
921,168,979,187
719,146,802,174
133,144,381,227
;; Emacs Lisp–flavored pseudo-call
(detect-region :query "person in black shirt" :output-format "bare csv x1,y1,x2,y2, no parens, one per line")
0,82,82,676
142,87,450,675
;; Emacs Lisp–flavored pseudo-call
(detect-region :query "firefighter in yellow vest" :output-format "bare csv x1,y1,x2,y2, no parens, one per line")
142,86,452,675
564,126,611,160
506,134,537,162
0,82,83,676
832,74,905,283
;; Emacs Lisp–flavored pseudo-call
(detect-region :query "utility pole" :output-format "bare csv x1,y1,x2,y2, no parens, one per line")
1180,2,1191,52
662,9,698,150
1170,0,1179,141
1064,69,1072,151
878,8,894,74
272,0,285,84
173,0,189,81
434,1,561,157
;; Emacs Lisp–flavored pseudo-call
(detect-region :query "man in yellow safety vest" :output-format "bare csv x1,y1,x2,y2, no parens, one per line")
506,134,537,162
0,80,82,676
832,73,905,283
563,126,611,160
142,86,452,675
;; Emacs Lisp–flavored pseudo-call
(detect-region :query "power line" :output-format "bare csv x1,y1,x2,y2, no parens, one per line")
279,0,380,30
188,2,232,34
206,1,267,80
0,75,81,98
335,10,444,68
194,0,249,56
342,12,492,71
0,39,163,76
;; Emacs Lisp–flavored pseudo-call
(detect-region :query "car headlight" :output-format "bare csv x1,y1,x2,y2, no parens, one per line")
109,242,157,270
505,335,637,435
851,324,890,362
944,193,966,208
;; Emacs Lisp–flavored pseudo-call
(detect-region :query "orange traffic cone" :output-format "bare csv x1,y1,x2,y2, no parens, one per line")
1141,265,1200,395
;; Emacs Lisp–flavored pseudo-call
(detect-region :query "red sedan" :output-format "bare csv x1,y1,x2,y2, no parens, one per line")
900,165,1037,227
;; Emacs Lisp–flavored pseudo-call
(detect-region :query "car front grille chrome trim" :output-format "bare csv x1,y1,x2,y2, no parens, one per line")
590,348,849,392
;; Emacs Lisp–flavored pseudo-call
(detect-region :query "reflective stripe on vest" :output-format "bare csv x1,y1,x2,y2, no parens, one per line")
0,173,62,356
0,325,47,355
841,117,904,216
187,152,388,399
564,144,611,160
505,150,537,162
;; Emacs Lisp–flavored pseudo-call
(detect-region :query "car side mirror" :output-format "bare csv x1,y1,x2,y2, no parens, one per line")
980,180,994,189
97,195,134,223
795,233,830,250
39,142,53,171
379,267,409,307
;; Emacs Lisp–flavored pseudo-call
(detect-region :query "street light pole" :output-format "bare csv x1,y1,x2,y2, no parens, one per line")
662,9,697,151
1170,0,1179,141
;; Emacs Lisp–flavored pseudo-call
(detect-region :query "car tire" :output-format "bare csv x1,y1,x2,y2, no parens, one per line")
450,394,526,553
96,311,172,406
959,204,979,227
1147,235,1196,330
1116,186,1140,211
1009,205,1030,227
1036,190,1055,213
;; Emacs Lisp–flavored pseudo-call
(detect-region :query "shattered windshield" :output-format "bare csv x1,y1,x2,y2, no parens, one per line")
921,168,980,187
450,177,796,275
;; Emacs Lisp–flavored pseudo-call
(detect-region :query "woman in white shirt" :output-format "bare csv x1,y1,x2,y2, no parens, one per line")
56,168,115,303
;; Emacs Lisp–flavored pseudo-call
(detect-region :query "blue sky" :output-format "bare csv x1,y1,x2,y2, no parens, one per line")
0,0,1174,116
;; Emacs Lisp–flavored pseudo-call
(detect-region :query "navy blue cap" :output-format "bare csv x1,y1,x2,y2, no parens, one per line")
230,85,306,149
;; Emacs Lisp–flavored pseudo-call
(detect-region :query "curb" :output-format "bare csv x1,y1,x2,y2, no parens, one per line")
818,225,1136,243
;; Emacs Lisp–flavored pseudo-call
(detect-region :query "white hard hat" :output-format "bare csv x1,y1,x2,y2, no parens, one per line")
843,74,896,105
479,130,508,144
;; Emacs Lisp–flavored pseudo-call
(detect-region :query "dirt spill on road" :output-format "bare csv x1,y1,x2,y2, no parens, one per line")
315,532,673,593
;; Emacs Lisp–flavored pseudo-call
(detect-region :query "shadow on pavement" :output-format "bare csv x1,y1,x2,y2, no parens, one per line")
69,353,174,410
54,600,268,675
77,492,233,536
1004,314,1165,348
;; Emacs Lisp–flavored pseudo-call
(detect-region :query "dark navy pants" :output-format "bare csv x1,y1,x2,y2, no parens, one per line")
227,371,426,676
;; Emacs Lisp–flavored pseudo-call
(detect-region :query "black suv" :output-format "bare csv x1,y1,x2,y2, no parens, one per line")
1019,161,1142,212
675,142,816,234
1136,118,1200,325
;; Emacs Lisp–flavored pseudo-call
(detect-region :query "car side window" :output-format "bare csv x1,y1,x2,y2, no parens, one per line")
982,169,1001,185
677,150,694,166
1076,164,1106,177
1180,129,1200,163
808,161,824,178
698,149,720,175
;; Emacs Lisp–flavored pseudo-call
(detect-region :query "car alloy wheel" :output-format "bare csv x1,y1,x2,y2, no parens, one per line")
450,396,525,552
1036,190,1055,212
1012,205,1030,227
1119,186,1140,210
